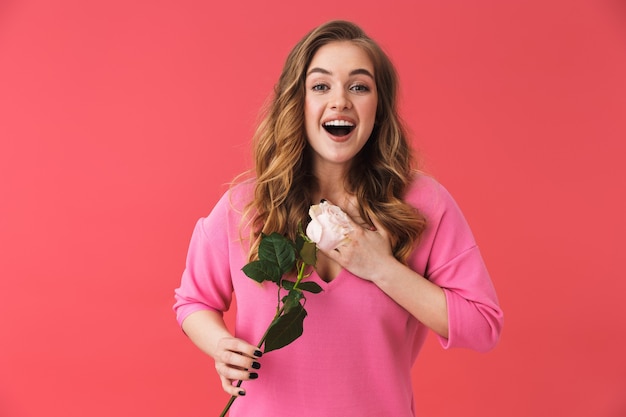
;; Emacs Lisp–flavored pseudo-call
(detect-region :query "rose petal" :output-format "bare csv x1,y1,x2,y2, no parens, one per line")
306,201,354,251
305,220,323,244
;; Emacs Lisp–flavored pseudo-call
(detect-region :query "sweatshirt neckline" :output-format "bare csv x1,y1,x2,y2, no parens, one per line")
309,267,349,292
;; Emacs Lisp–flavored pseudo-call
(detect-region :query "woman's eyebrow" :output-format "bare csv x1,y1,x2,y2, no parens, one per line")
306,67,374,79
349,68,374,78
307,67,331,76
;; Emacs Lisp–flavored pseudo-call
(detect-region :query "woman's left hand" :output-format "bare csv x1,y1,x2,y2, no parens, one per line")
312,199,450,338
321,207,398,283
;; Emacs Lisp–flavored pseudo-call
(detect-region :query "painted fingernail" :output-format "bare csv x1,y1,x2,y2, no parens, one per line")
251,361,261,369
249,372,259,379
238,390,246,396
254,350,263,358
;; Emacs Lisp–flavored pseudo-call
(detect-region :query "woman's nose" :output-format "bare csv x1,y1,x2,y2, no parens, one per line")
330,89,351,110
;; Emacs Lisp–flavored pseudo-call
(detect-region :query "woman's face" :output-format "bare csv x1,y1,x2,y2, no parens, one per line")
304,41,378,172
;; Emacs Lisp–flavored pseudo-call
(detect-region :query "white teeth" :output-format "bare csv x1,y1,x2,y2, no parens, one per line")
323,120,354,127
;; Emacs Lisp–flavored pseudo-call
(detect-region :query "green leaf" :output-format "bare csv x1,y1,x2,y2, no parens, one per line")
295,233,305,256
299,240,317,266
281,279,322,294
281,290,303,313
258,233,296,275
242,260,281,284
297,281,323,294
264,303,307,353
281,280,296,291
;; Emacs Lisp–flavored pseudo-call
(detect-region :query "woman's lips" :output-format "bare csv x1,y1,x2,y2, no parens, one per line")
322,119,355,138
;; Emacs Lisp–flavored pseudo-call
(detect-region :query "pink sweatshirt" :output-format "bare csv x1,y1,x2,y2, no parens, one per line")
174,174,503,417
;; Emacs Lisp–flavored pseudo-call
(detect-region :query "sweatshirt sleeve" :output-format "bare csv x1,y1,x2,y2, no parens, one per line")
412,177,504,352
173,193,236,327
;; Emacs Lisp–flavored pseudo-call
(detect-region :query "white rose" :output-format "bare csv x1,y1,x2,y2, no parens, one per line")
306,201,354,252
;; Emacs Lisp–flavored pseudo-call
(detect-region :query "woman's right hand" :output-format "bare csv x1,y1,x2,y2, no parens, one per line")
180,310,263,397
214,336,263,396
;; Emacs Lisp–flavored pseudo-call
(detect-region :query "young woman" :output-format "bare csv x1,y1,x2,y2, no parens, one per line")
174,20,503,417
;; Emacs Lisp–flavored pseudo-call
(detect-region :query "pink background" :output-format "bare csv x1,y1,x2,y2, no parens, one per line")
1,0,625,416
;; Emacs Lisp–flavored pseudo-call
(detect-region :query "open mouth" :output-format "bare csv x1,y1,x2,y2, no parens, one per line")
323,120,355,136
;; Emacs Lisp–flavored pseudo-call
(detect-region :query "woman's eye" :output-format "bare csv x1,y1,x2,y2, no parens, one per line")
312,84,329,91
350,84,370,92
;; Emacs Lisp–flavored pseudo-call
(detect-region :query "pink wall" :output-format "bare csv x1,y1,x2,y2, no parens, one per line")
1,0,625,416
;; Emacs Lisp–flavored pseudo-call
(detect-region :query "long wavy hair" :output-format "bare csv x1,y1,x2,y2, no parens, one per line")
242,20,426,263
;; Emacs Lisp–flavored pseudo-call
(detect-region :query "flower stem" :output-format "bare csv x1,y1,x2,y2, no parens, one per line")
293,262,306,287
218,385,240,417
218,303,285,417
218,263,309,416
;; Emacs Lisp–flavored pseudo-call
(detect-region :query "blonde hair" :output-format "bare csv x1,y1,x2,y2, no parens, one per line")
242,20,426,262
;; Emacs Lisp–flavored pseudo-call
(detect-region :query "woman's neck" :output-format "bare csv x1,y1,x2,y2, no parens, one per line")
312,160,352,202
314,178,355,208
